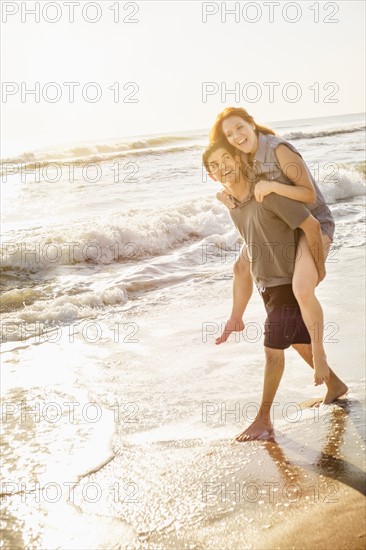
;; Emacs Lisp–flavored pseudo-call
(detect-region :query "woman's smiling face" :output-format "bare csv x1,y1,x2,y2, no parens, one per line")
222,115,258,154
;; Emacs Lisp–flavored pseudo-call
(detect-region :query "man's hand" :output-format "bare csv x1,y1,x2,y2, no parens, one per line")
216,189,236,209
215,319,245,345
254,180,274,203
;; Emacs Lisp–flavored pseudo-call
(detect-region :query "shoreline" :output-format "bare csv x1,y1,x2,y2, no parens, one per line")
1,246,365,549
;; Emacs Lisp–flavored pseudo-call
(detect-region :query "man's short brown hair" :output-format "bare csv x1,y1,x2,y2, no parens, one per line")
202,141,237,173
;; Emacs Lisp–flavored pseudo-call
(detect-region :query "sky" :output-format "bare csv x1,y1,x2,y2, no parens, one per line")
1,0,365,156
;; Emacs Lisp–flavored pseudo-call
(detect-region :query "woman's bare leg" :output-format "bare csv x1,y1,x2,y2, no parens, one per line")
293,233,332,385
216,246,253,344
292,343,348,404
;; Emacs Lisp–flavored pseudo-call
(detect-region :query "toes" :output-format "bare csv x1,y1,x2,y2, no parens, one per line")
235,434,249,442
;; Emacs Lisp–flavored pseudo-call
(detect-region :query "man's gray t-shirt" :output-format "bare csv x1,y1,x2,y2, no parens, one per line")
230,191,310,288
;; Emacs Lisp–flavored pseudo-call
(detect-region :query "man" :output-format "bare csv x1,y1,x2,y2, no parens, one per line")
202,141,348,441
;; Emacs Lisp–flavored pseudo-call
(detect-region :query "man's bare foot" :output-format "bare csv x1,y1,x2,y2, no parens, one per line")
313,355,331,385
235,418,274,442
215,318,244,345
323,380,348,405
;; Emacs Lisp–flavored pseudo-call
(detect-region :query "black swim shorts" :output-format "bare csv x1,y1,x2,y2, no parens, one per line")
258,284,311,349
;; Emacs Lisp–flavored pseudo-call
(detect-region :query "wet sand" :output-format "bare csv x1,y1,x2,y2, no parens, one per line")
1,247,365,549
257,489,366,549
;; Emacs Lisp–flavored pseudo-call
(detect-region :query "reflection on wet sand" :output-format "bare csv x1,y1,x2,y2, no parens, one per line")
264,399,366,497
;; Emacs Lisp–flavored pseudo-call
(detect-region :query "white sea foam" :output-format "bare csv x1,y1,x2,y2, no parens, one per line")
0,134,206,170
0,199,233,273
283,123,365,141
0,287,128,342
2,165,365,275
318,166,366,203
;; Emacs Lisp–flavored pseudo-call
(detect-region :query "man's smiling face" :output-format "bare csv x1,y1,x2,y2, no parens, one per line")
206,147,242,189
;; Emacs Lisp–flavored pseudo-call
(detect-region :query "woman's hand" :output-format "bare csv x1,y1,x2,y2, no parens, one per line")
254,180,274,203
216,189,236,209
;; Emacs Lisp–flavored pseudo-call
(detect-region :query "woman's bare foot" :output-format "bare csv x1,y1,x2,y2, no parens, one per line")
310,380,348,408
313,354,331,385
323,380,348,405
235,418,274,442
215,318,244,345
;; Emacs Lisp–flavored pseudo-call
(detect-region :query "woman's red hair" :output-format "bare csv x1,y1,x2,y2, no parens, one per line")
209,107,275,144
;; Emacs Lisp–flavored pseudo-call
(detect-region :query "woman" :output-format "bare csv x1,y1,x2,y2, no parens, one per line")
210,107,335,386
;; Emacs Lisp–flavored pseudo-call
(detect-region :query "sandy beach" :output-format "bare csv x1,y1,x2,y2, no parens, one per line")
1,245,365,549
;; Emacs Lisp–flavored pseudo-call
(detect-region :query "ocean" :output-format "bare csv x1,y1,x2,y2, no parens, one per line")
1,113,365,320
1,112,365,549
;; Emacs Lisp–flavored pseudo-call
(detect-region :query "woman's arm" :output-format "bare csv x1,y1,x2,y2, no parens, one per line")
254,144,317,204
216,189,237,209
